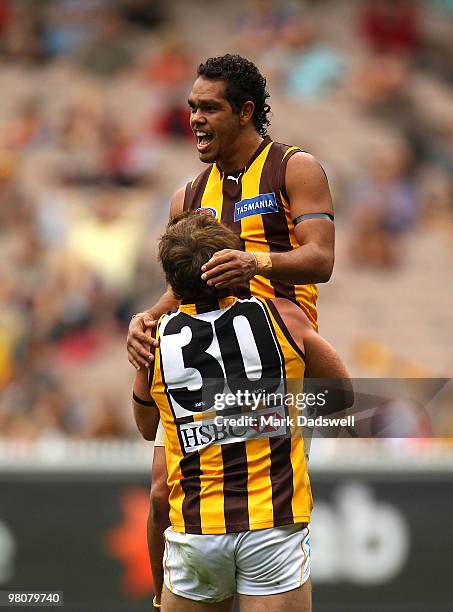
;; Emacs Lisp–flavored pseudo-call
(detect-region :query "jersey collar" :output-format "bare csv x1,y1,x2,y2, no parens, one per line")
215,135,272,178
179,296,238,315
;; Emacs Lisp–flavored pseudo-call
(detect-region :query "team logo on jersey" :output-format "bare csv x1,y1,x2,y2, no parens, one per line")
195,207,217,218
234,192,278,222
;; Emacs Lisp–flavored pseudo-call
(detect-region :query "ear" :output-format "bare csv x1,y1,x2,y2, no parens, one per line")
239,101,255,126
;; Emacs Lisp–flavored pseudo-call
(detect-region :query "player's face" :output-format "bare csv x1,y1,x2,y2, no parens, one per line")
188,77,241,164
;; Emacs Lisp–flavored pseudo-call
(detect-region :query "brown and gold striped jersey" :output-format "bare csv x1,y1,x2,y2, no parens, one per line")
183,136,318,329
150,295,312,535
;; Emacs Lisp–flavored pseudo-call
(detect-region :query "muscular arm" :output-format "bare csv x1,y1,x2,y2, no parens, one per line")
127,187,184,368
272,298,353,413
269,153,335,284
201,152,335,288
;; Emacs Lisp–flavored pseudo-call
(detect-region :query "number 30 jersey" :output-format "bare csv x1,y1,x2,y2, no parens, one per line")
150,296,312,535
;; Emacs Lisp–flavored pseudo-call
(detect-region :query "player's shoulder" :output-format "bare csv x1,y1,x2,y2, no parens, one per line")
265,297,310,357
169,185,186,217
270,139,321,168
269,141,324,195
185,165,214,193
178,165,216,213
269,297,311,327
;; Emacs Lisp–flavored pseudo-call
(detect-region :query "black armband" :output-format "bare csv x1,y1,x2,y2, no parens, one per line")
132,392,155,407
293,212,334,226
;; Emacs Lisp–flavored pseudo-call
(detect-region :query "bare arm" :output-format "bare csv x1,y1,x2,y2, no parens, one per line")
132,367,160,441
272,298,353,414
200,153,335,288
269,152,335,284
126,187,184,369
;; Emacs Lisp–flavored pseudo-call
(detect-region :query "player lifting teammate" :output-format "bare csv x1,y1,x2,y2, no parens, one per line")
127,54,335,607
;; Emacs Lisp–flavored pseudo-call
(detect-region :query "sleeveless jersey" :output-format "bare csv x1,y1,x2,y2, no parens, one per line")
183,136,318,329
150,295,312,535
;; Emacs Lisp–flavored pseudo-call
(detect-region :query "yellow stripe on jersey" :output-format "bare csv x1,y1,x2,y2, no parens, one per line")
245,437,274,528
240,141,275,299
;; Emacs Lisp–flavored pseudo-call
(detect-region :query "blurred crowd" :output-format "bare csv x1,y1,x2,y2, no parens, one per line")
0,0,452,441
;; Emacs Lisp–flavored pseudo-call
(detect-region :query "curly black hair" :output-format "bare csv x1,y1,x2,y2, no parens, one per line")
197,54,271,137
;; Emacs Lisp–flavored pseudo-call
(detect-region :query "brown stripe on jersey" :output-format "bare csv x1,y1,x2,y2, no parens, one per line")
259,143,297,302
179,451,202,534
195,299,220,314
269,436,295,525
244,135,272,171
184,166,212,211
279,147,303,203
221,442,250,532
259,297,295,525
158,315,202,533
221,172,251,298
265,299,305,361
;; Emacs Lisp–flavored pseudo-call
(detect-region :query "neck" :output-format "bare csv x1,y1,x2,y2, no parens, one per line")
217,131,264,174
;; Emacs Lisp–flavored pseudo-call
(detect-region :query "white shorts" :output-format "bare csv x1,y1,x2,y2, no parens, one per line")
154,420,165,447
163,523,310,603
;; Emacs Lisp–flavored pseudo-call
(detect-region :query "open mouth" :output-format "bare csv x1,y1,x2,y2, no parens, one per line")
195,130,214,151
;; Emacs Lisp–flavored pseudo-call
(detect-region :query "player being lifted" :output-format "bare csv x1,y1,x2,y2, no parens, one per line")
133,212,350,612
126,55,335,606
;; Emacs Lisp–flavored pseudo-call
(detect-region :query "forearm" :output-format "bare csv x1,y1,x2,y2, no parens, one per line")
146,287,180,320
268,244,334,285
133,367,159,439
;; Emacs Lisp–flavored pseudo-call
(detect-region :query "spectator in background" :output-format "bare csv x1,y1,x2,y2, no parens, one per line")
0,0,45,63
349,143,419,269
141,34,193,88
119,0,164,31
0,0,11,37
152,96,193,141
234,0,295,59
67,187,143,292
103,120,159,186
354,52,433,168
41,0,97,58
279,19,346,101
142,34,195,141
359,0,420,57
2,99,48,150
420,118,453,225
77,7,134,76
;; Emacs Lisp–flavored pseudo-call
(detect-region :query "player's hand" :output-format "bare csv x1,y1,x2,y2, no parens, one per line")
201,249,257,289
127,311,159,369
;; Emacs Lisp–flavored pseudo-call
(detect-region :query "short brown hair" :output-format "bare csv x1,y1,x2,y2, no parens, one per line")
158,211,241,302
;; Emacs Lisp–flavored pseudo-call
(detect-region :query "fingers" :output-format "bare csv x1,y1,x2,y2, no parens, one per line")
128,346,153,370
201,250,233,272
144,318,158,328
205,270,239,288
201,261,234,283
127,336,159,369
128,312,160,370
131,331,152,348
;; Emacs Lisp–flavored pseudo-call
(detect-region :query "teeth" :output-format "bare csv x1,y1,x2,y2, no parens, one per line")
196,131,208,137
